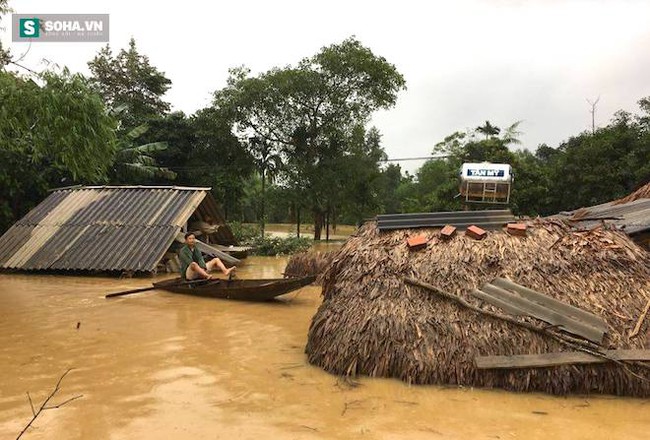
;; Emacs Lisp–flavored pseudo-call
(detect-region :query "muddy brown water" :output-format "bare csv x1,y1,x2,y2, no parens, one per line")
1,255,649,439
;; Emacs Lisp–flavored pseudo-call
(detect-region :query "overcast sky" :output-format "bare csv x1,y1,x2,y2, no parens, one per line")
3,0,650,173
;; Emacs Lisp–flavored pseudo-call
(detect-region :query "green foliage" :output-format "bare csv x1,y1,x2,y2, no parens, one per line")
88,38,171,131
0,0,11,68
476,120,500,139
0,69,117,232
404,105,650,217
227,221,312,256
227,221,261,243
110,121,176,183
541,107,650,212
248,136,283,235
373,163,403,213
247,235,312,256
0,70,117,180
188,108,255,218
214,37,406,238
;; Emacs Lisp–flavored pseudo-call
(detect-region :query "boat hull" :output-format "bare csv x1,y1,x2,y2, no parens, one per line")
152,276,316,301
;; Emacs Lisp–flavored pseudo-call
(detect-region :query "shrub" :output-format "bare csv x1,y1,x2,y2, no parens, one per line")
228,221,260,243
248,235,312,256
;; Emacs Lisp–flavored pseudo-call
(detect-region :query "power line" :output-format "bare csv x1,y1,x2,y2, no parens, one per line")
165,155,450,170
379,155,449,162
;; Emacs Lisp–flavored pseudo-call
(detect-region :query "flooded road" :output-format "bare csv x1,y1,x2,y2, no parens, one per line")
0,255,648,439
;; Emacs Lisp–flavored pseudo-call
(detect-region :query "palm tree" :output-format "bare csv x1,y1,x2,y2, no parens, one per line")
500,121,523,146
249,137,283,237
476,121,501,139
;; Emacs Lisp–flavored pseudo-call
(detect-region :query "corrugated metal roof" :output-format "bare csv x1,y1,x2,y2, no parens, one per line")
0,186,228,273
560,198,650,235
376,210,516,231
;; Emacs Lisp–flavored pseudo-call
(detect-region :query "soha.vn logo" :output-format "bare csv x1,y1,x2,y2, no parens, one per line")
19,18,40,38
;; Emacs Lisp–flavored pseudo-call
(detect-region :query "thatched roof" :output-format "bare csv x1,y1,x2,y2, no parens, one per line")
306,219,650,396
284,250,337,282
614,181,650,205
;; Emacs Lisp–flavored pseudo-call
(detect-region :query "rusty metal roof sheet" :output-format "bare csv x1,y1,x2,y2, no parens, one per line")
0,186,227,273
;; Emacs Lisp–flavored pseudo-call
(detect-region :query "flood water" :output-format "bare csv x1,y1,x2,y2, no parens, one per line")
1,255,649,439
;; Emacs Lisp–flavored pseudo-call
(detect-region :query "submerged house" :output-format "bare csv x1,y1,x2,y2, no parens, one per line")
306,218,650,397
0,186,241,275
304,184,650,396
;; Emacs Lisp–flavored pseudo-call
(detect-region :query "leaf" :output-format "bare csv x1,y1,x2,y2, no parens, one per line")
131,141,168,153
126,123,149,140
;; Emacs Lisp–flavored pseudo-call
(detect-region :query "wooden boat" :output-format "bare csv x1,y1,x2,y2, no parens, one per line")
151,275,316,301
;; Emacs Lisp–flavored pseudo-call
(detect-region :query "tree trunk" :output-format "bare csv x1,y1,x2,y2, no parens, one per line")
313,210,323,240
325,208,330,241
296,205,301,238
260,170,266,238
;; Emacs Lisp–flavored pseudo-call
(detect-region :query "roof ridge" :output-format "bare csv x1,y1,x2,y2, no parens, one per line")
49,185,212,192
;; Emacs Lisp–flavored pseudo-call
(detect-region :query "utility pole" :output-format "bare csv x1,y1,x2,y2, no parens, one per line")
586,96,600,134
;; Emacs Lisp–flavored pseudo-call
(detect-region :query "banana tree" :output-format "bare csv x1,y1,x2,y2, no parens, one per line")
112,123,176,182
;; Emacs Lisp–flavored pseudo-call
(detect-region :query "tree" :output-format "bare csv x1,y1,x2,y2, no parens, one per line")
545,110,646,211
476,120,500,139
0,69,117,232
249,137,283,236
190,108,255,219
88,38,171,130
331,126,387,228
109,122,176,183
0,0,11,69
374,163,403,214
427,121,523,212
214,37,406,239
414,159,461,212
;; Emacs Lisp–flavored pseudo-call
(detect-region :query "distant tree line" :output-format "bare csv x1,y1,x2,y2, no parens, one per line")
1,1,649,237
389,109,650,217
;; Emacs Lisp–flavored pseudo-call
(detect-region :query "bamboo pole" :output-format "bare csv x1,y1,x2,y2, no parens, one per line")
403,277,650,378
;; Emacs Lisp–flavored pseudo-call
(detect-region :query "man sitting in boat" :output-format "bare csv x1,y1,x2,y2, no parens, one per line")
179,232,235,280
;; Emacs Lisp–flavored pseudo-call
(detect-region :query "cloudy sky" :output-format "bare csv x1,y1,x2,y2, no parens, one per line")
3,0,650,173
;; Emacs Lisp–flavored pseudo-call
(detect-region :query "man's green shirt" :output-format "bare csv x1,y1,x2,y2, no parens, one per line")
179,245,206,279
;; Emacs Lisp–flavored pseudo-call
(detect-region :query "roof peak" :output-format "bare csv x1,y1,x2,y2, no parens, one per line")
49,185,212,192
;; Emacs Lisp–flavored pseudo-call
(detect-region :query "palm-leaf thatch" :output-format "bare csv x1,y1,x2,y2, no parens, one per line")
284,250,337,283
306,219,650,396
614,181,650,205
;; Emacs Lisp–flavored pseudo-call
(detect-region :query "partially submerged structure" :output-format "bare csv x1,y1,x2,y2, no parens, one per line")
306,218,650,396
0,186,241,275
284,250,338,282
558,182,650,251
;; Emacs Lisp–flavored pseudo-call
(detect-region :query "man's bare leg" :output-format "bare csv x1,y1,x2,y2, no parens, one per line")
207,258,236,276
188,262,210,279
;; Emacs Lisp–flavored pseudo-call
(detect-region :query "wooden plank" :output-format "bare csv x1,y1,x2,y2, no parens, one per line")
175,233,240,266
480,283,605,344
475,349,650,369
491,278,608,332
471,290,526,316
